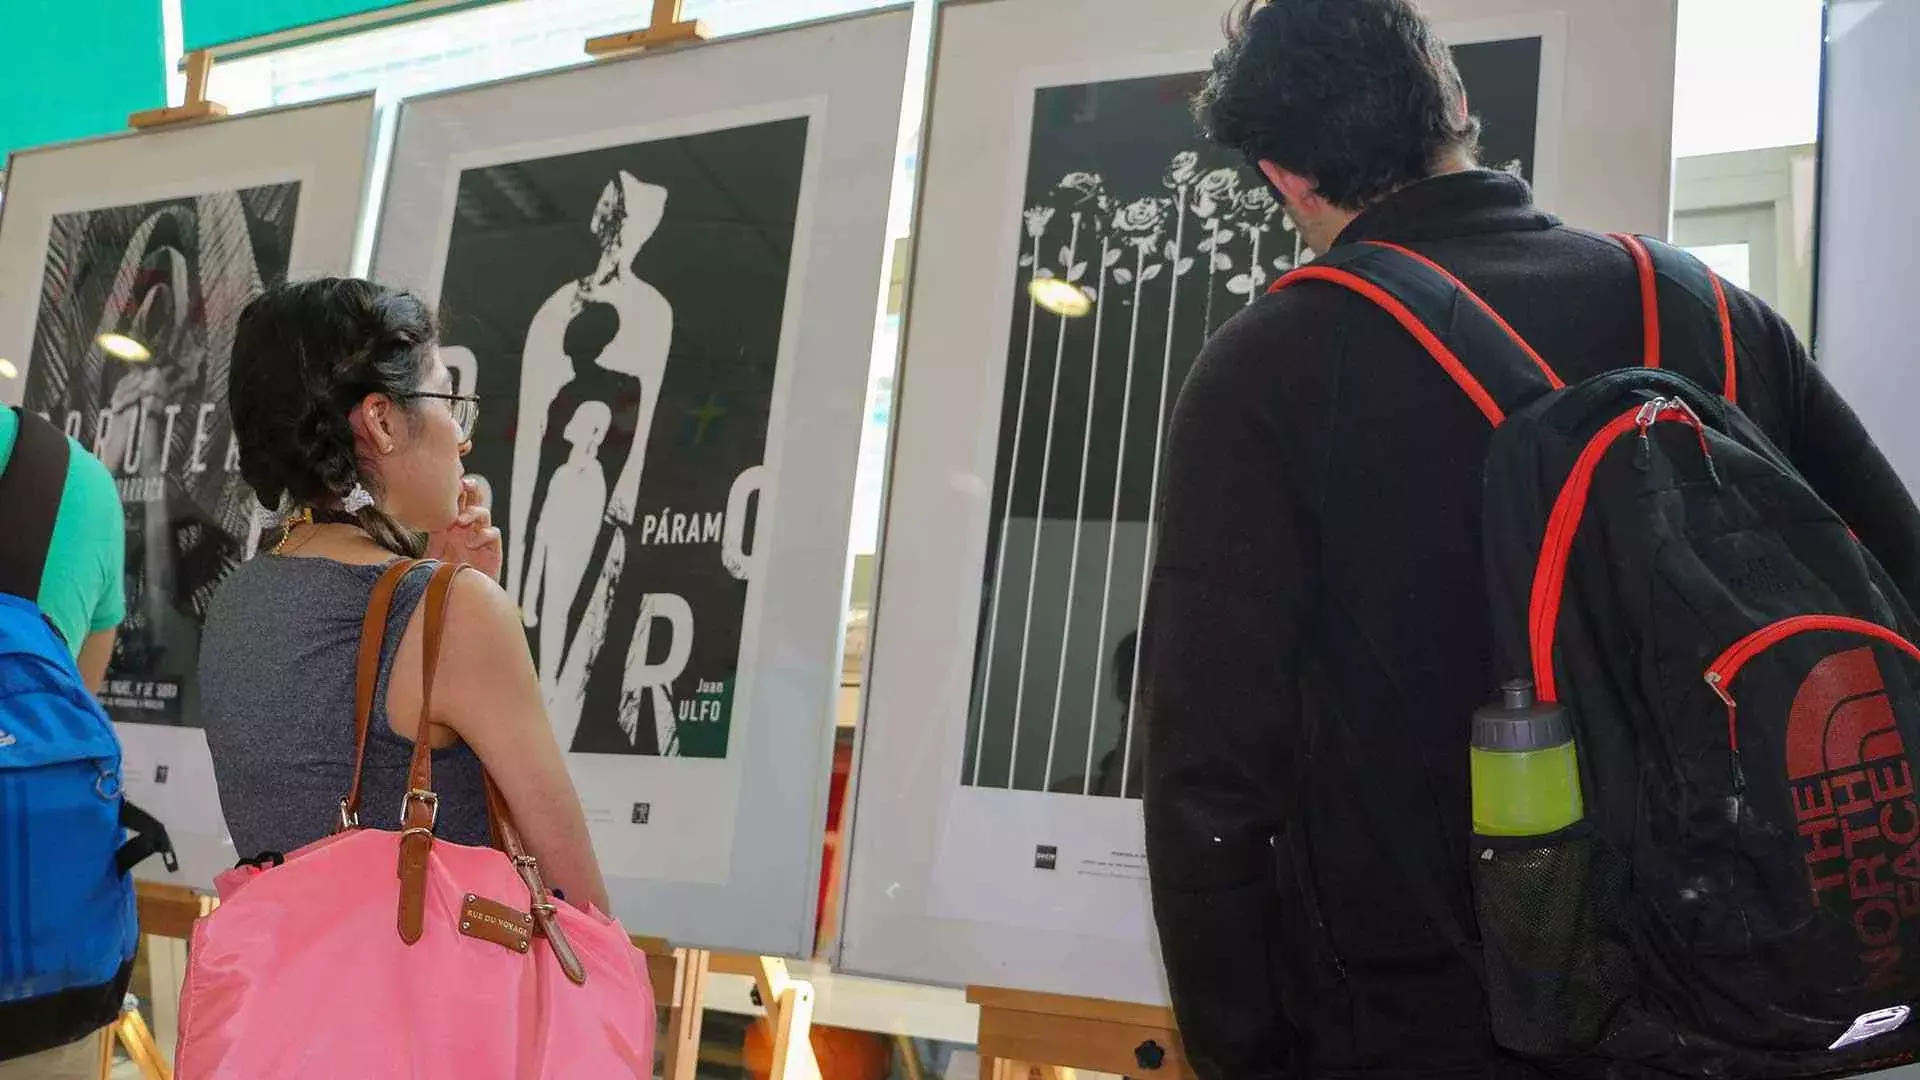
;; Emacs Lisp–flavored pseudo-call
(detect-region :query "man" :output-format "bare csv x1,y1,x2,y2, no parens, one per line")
0,404,127,1080
1138,2,1920,1078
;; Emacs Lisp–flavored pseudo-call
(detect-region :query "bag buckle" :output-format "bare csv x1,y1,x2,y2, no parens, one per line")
338,798,359,830
401,788,439,827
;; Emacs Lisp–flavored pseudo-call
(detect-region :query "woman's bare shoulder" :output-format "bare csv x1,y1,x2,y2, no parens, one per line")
429,568,538,727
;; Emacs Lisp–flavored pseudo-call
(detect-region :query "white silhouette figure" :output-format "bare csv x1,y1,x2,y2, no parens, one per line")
509,171,674,751
522,400,612,700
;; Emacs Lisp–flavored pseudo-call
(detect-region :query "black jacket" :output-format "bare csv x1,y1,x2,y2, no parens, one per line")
1138,171,1920,1079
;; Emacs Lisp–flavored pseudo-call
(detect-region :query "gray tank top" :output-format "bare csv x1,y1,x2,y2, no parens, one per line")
198,557,490,858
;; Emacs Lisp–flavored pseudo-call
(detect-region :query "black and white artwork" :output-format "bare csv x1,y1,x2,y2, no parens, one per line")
963,43,1541,798
22,183,300,727
438,116,808,759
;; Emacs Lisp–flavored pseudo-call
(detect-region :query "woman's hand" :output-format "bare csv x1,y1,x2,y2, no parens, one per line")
427,476,504,581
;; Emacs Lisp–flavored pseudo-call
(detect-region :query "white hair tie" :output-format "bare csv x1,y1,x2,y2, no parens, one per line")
342,483,375,514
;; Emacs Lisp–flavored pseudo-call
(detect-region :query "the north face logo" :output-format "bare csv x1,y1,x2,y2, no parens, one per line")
1788,647,1920,989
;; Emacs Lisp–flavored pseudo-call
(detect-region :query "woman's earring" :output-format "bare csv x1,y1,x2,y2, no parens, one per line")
342,483,375,514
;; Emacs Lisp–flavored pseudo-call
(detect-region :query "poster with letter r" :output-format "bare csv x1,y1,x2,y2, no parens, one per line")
437,117,808,761
372,7,910,953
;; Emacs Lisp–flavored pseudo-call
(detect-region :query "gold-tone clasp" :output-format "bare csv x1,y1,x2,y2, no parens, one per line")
401,789,440,827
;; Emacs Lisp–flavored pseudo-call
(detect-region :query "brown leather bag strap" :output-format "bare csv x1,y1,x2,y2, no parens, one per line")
397,562,462,944
340,559,422,829
406,562,464,796
393,563,590,984
484,776,587,985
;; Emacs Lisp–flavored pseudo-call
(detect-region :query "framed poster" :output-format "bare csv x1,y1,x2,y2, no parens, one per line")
1818,0,1920,488
839,0,1676,1004
0,95,380,889
370,6,912,957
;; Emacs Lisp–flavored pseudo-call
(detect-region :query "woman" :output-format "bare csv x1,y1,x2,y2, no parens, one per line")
199,277,609,914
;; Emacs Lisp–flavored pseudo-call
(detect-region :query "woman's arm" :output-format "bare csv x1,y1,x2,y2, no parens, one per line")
426,570,611,913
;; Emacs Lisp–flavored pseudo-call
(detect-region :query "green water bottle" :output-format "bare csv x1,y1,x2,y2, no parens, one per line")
1470,679,1584,837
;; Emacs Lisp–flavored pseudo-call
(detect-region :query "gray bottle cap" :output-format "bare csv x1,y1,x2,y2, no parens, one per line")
1472,679,1573,752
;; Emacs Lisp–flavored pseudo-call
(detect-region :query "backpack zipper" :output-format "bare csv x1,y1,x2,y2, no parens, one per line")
1704,615,1920,791
1531,400,1714,701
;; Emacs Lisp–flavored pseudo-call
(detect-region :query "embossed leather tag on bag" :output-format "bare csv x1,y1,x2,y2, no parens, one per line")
459,893,533,954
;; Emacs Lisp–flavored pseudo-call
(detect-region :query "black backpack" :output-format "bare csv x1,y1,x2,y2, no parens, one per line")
1275,236,1920,1077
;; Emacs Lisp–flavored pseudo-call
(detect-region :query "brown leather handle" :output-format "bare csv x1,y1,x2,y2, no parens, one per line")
341,560,504,839
392,563,588,983
340,559,424,829
397,562,462,944
484,775,587,985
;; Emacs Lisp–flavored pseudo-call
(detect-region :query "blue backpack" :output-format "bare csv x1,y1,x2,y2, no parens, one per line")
0,408,173,1061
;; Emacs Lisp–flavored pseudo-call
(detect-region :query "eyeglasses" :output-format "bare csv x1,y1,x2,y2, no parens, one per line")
404,392,480,442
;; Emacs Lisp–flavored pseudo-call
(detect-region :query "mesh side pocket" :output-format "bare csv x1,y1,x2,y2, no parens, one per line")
1472,824,1637,1057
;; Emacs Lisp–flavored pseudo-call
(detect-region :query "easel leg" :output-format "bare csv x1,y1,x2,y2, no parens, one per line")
145,933,188,1063
117,1007,172,1080
893,1034,926,1080
96,1026,115,1079
662,947,710,1080
755,957,822,1080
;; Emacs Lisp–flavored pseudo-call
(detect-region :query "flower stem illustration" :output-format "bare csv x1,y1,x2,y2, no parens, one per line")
1013,209,1082,788
1061,224,1111,793
1088,194,1166,743
974,205,1052,785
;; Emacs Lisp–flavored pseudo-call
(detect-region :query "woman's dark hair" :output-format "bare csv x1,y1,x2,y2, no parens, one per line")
1194,0,1481,208
229,277,437,556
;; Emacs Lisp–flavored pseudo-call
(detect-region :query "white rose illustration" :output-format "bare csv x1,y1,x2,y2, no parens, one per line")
1060,171,1104,198
1163,151,1201,188
1115,198,1165,236
1191,168,1243,219
1023,206,1056,239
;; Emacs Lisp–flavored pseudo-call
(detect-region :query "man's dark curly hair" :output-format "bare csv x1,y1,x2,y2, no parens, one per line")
1194,0,1481,209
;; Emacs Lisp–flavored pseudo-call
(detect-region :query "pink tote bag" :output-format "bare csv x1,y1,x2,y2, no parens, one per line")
175,562,654,1078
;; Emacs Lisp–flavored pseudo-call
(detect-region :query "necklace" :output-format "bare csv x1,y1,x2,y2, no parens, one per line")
273,508,315,556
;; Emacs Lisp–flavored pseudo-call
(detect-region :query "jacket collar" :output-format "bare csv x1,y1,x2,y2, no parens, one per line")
1329,169,1559,249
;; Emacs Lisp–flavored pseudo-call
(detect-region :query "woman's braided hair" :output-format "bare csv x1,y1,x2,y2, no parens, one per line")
229,278,437,557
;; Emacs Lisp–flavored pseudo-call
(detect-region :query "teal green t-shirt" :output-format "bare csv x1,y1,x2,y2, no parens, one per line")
0,408,126,657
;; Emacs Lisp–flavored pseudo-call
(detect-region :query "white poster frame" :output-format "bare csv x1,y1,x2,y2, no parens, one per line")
0,94,381,891
839,0,1676,1004
370,6,913,958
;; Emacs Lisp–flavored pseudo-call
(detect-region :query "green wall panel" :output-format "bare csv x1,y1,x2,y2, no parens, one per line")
2,0,166,163
183,0,499,54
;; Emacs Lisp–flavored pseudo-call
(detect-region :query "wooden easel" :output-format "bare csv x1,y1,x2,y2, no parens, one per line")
635,935,714,1080
754,956,824,1080
128,50,229,129
584,0,710,57
967,987,1197,1080
97,1000,172,1080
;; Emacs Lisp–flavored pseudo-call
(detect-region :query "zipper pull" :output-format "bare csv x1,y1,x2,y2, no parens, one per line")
1634,397,1664,471
1706,671,1746,793
1705,670,1734,707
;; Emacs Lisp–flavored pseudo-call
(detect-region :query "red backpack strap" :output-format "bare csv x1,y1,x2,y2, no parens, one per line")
1610,233,1739,403
1269,243,1563,426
